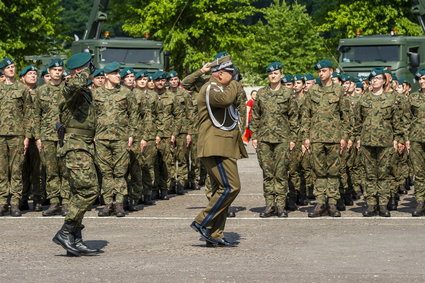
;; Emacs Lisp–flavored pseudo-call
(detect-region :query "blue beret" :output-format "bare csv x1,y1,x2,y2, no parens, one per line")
214,52,230,60
19,65,37,77
92,69,104,77
293,74,305,81
281,74,294,83
415,68,425,79
47,58,64,68
120,67,135,78
66,52,92,69
152,70,166,80
331,72,340,79
40,67,48,77
135,70,149,80
103,62,120,74
355,82,364,88
168,70,178,78
304,74,315,81
0,57,14,69
315,59,333,70
265,62,282,73
369,68,386,79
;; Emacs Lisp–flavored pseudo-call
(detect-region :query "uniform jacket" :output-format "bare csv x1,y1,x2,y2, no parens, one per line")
133,88,156,141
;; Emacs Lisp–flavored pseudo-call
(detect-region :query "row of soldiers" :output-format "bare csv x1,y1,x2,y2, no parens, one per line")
0,55,216,217
251,59,424,218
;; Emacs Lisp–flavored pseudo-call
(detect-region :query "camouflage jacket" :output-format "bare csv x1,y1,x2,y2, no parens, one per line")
0,81,32,138
92,85,138,141
300,83,352,143
251,85,299,143
33,82,63,141
171,87,192,135
153,90,180,138
133,88,156,141
406,91,425,142
354,91,404,147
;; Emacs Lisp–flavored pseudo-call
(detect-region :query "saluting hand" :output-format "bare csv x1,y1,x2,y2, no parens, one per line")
186,134,191,147
140,139,148,153
128,136,134,147
36,139,42,152
340,139,346,154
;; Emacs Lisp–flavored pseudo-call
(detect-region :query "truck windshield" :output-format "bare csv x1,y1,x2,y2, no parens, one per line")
340,45,400,63
99,48,161,64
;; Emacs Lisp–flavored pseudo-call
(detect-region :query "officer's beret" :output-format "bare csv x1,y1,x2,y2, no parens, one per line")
19,65,37,77
281,74,294,83
86,79,93,86
135,70,149,80
368,68,386,79
153,70,166,80
415,68,425,79
47,58,64,68
0,57,14,69
293,74,305,82
66,52,92,69
358,76,368,82
210,54,234,73
398,78,410,85
265,62,282,73
355,82,364,89
168,70,178,78
120,67,135,78
304,74,315,81
148,74,154,80
391,74,398,82
40,67,48,77
214,52,230,60
62,70,70,78
340,73,357,83
92,69,104,77
331,72,340,79
315,59,333,70
103,62,120,74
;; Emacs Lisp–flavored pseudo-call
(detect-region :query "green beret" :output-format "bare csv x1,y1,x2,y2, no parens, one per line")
358,76,368,82
281,74,294,83
368,68,385,79
315,59,333,70
92,69,104,77
40,67,48,77
398,78,410,85
153,70,166,80
331,72,340,79
355,82,364,89
120,67,135,78
415,68,425,79
19,65,38,77
265,62,282,73
66,52,92,69
0,57,14,69
340,73,356,83
47,58,64,68
168,70,178,78
103,62,120,74
304,74,314,81
148,74,154,80
293,74,305,82
214,52,230,60
135,70,149,80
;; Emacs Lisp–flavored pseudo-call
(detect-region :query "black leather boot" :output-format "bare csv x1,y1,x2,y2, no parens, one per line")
10,205,22,217
308,203,327,218
19,200,30,211
42,203,62,216
159,190,169,200
98,203,113,217
74,226,102,255
127,199,139,211
143,194,154,205
52,221,81,256
259,206,275,218
0,204,8,216
379,205,391,217
276,206,288,218
336,197,346,211
285,197,298,211
33,200,43,212
176,182,185,195
115,203,126,217
61,204,69,216
296,191,309,206
328,204,341,217
412,201,425,217
343,193,354,206
387,197,398,211
363,205,377,217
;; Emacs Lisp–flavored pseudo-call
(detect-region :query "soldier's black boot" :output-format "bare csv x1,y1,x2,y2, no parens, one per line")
73,226,102,255
308,203,327,218
398,184,408,195
285,197,298,211
336,197,346,211
352,190,362,200
198,175,206,187
343,193,354,206
127,199,139,211
159,190,169,200
387,197,398,211
176,182,185,195
33,200,43,212
115,203,126,217
379,205,391,217
98,203,113,217
227,207,236,218
61,204,69,216
328,204,341,217
191,182,201,190
19,200,30,211
10,205,22,217
52,221,81,256
362,205,377,217
412,201,425,217
296,191,309,206
276,206,288,218
259,206,275,218
0,204,8,216
42,203,62,216
143,194,154,205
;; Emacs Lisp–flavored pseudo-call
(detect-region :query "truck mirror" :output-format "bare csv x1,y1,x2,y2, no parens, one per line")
408,52,420,68
164,50,171,71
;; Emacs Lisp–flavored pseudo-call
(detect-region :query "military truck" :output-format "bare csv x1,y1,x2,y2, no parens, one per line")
337,0,425,89
26,0,169,73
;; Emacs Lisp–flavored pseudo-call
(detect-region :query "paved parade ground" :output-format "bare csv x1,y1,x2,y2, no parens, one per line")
1,147,425,282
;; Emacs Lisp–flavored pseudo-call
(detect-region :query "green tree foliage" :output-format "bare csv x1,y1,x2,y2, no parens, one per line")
237,0,326,85
121,0,258,73
0,0,65,67
60,0,91,39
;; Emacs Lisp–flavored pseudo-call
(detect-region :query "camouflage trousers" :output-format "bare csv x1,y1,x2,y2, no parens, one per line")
409,142,425,201
257,141,289,207
95,139,129,204
361,146,392,206
127,145,143,202
22,139,43,203
310,143,341,205
390,149,409,197
41,141,70,204
0,136,25,206
194,157,240,240
175,133,189,185
137,140,157,196
347,147,364,195
288,146,302,200
64,150,99,226
156,138,175,191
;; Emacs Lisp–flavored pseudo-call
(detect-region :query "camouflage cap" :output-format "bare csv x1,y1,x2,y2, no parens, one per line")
103,62,120,74
135,70,149,80
210,55,234,73
47,58,64,68
315,59,333,70
92,69,104,77
168,70,178,78
18,65,37,77
66,52,92,69
415,68,425,79
120,67,135,78
281,74,294,83
0,57,14,69
355,82,364,89
304,74,315,81
40,67,48,77
265,62,282,73
293,74,305,82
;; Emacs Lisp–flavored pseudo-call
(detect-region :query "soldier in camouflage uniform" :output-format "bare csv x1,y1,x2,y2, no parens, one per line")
91,69,105,89
34,59,71,216
355,68,406,217
301,60,353,218
251,62,299,218
0,58,33,217
52,53,102,256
